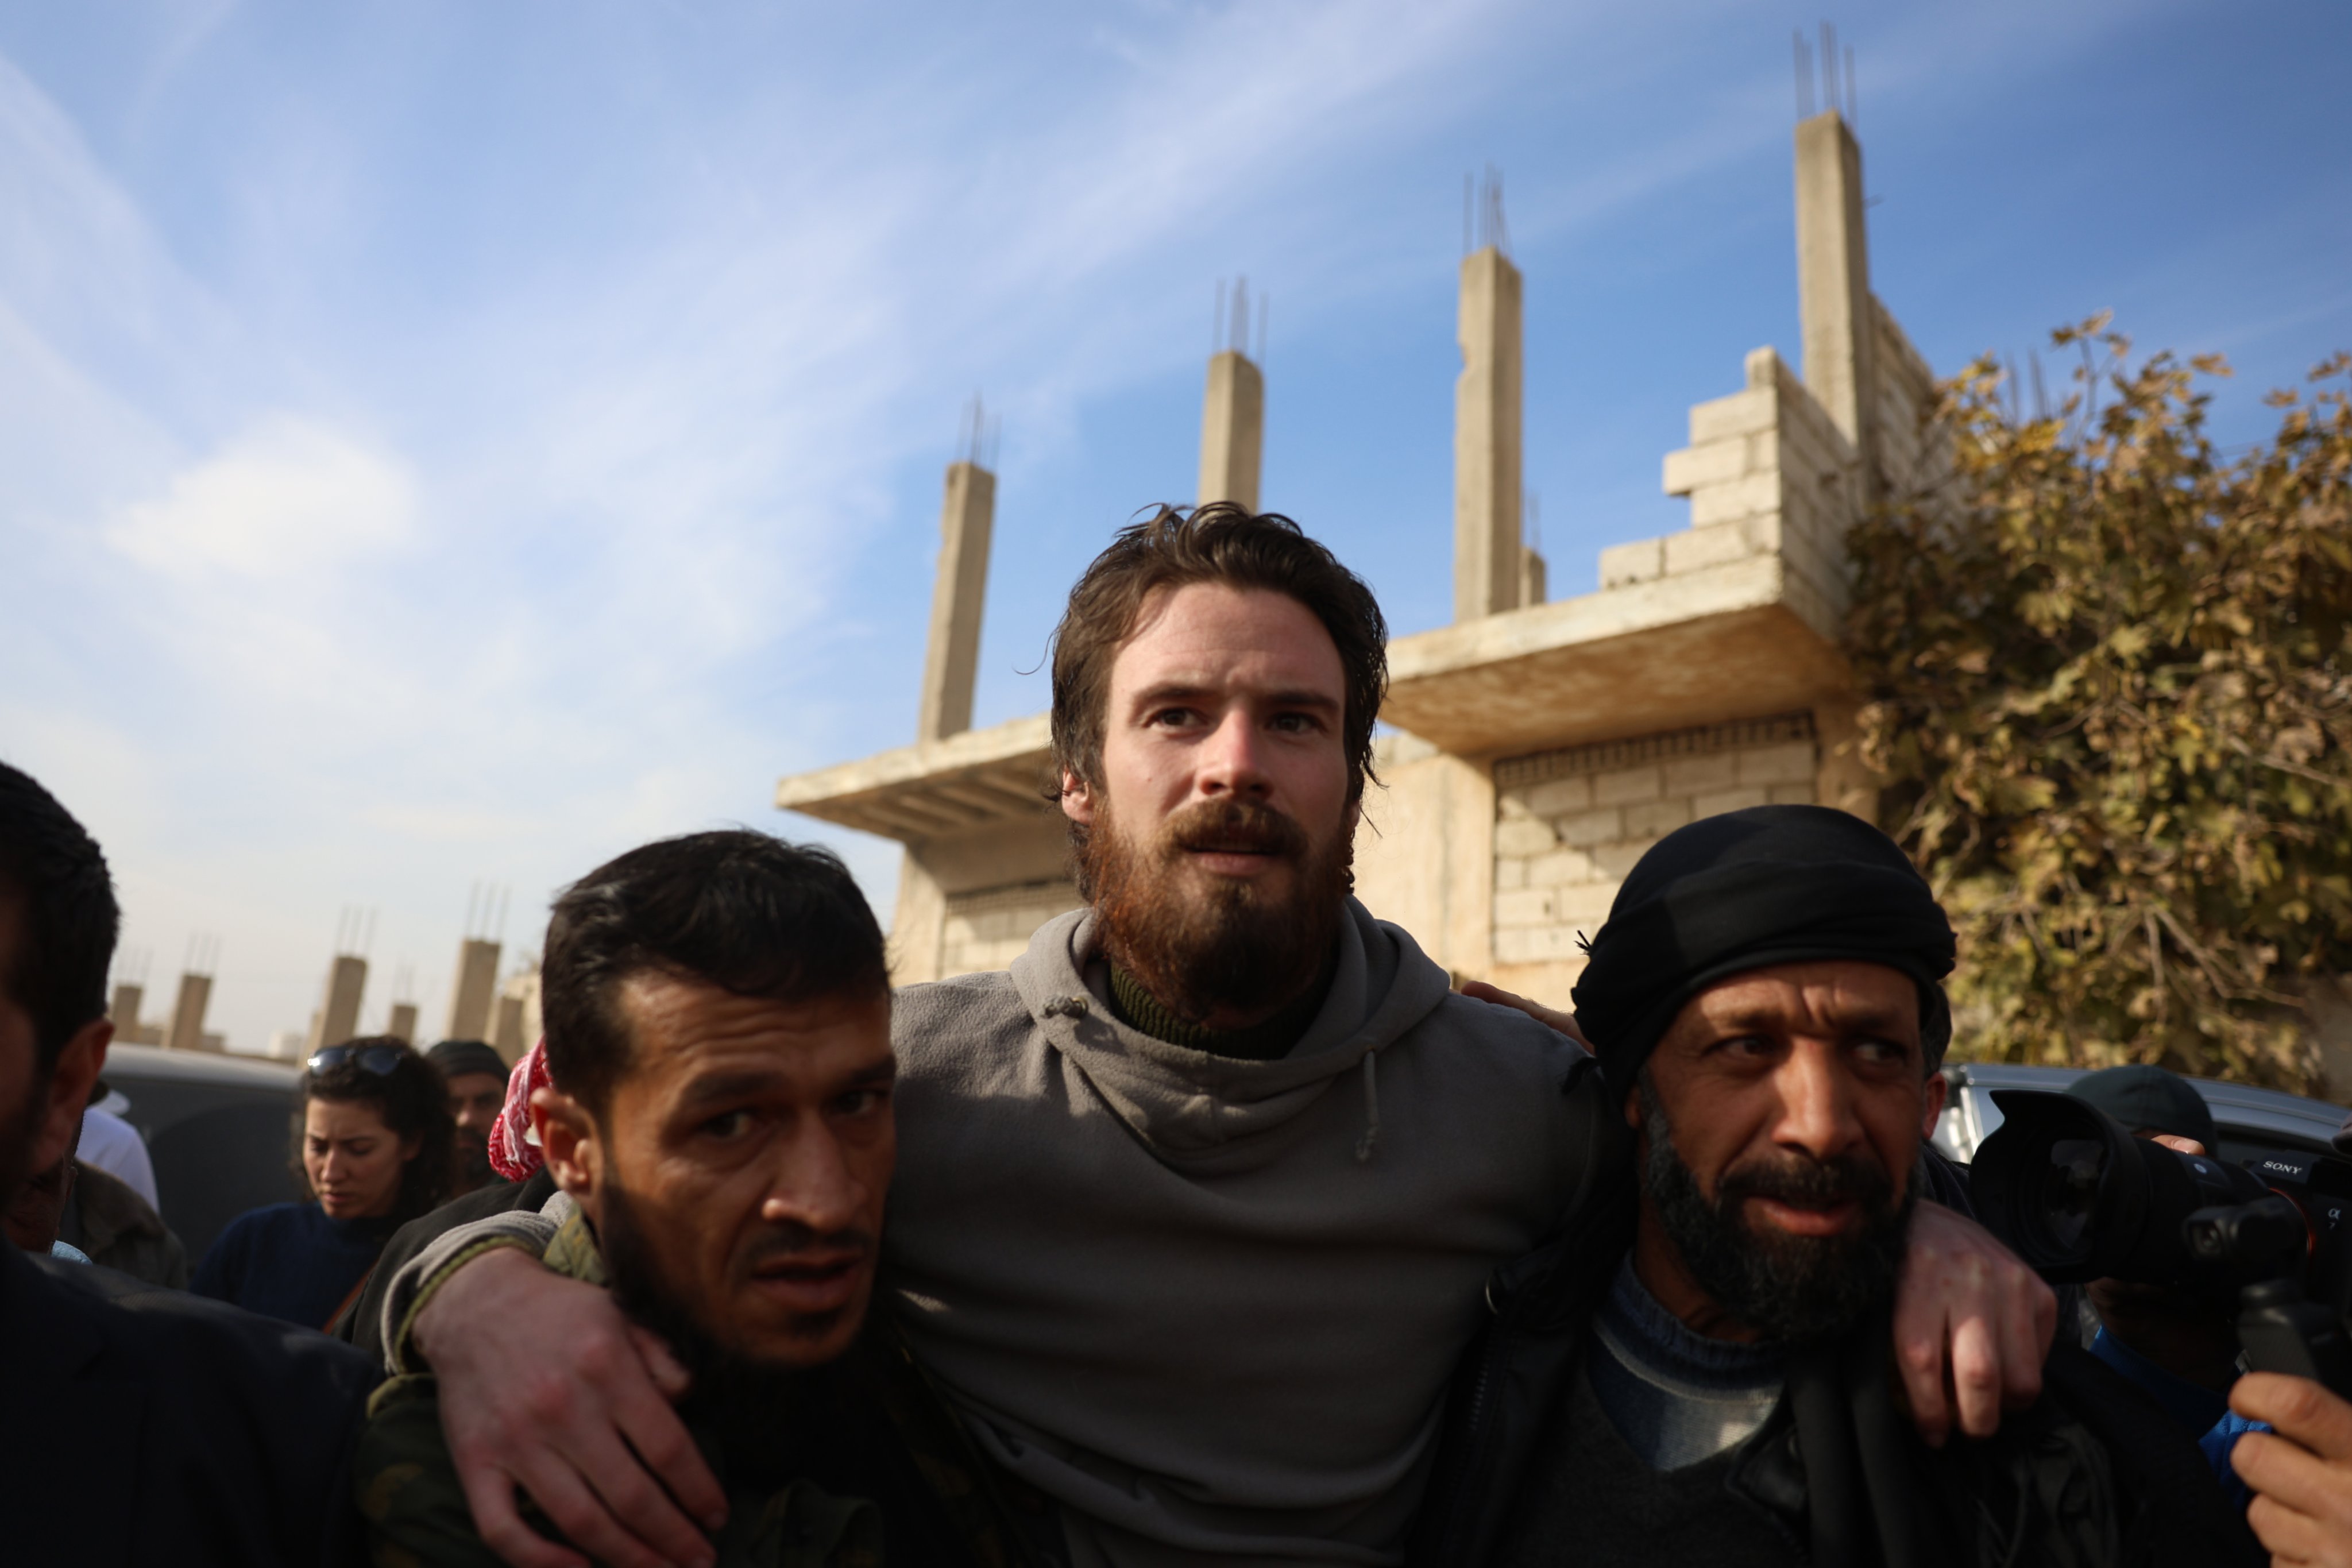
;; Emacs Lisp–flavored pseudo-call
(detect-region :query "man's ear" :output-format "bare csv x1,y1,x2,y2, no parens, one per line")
29,1018,109,1179
1060,767,1095,827
1918,1065,1949,1141
532,1084,600,1199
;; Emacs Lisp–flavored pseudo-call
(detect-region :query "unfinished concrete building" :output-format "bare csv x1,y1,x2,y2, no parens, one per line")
777,109,1931,998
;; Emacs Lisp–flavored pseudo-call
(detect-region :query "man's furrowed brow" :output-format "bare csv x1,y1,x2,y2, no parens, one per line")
676,1068,791,1113
1705,1001,1911,1038
677,1054,895,1108
1261,687,1342,713
841,1058,899,1089
1129,681,1340,713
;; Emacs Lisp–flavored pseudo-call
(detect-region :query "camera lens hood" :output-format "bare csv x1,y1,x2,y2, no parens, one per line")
1972,1089,2264,1284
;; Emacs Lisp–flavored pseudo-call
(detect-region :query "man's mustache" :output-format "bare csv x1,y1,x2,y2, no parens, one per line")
1160,798,1309,860
736,1222,880,1274
1714,1149,1893,1215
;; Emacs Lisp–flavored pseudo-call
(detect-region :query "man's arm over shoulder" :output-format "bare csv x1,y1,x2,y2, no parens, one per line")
339,1171,559,1355
378,1195,566,1372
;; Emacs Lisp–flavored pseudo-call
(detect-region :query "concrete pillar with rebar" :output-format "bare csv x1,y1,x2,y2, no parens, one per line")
918,458,996,741
1794,108,1876,495
305,956,366,1053
445,938,500,1041
1453,243,1524,622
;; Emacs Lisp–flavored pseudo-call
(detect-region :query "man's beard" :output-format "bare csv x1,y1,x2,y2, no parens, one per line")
1076,794,1353,1028
454,1130,494,1189
1643,1092,1914,1343
597,1177,875,1426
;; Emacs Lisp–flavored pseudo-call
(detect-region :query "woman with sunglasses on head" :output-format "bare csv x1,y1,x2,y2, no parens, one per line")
193,1037,458,1330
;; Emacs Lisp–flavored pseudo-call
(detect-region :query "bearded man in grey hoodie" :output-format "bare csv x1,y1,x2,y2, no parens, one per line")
391,505,2055,1568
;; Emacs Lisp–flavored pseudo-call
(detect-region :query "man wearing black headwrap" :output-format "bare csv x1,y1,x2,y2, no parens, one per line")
1412,806,2262,1568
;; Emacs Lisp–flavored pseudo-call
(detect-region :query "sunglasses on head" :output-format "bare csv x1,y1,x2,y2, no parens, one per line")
307,1043,407,1077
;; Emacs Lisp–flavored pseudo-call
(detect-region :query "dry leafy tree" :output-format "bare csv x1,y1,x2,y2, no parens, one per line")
1847,318,2352,1091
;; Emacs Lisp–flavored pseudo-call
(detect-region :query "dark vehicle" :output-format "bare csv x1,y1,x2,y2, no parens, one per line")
100,1043,302,1260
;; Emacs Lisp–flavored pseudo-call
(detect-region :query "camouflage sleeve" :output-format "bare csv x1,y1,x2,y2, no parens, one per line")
379,1203,565,1372
352,1374,521,1568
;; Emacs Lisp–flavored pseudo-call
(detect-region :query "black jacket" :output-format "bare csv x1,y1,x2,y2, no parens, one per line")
0,1241,380,1567
1408,1055,2262,1568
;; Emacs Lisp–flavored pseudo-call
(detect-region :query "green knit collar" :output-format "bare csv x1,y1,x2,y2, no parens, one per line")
1104,959,1334,1062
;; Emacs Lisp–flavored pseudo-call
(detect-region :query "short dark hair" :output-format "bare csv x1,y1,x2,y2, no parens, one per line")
540,831,889,1118
1049,505,1390,804
0,763,120,1072
299,1036,457,1225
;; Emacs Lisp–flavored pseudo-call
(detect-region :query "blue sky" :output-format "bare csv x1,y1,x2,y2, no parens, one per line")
3,0,2346,1053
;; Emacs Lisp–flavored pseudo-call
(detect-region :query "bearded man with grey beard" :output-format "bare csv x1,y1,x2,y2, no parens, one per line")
1413,805,2264,1568
385,507,2065,1568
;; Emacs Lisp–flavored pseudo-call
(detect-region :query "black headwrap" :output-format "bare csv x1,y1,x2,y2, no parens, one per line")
1569,805,1956,1098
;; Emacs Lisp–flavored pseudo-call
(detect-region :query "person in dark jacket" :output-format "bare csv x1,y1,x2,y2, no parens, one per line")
0,759,379,1565
1413,805,2262,1568
195,1034,456,1328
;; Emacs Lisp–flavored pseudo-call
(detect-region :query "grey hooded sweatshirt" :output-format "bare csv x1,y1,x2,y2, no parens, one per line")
379,897,1587,1567
886,899,1585,1567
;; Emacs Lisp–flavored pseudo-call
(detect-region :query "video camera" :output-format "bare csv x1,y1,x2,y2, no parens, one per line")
1971,1089,2352,1399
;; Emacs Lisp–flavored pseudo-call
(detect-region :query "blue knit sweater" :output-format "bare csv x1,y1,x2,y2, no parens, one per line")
193,1202,397,1330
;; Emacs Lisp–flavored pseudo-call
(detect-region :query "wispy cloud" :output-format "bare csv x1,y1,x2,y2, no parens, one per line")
107,415,416,577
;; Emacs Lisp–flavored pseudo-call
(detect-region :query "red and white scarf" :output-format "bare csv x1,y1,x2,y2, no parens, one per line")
486,1038,550,1181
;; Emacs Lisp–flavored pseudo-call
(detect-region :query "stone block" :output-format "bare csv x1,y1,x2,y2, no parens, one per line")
1494,924,1585,965
1591,839,1656,879
1555,806,1623,847
1664,521,1762,576
1494,817,1559,858
1623,798,1694,839
1661,439,1748,497
1593,765,1662,806
1693,785,1771,819
1492,887,1557,929
1493,857,1527,891
1663,752,1740,795
1769,782,1818,806
1688,472,1783,528
1496,792,1537,822
1523,775,1593,816
1598,538,1664,589
1690,387,1778,445
1779,413,1847,491
1551,882,1621,924
1744,431,1783,477
1528,848,1602,886
1739,741,1819,786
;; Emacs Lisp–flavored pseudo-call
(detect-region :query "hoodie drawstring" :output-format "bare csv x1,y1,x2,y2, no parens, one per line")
1354,1051,1381,1163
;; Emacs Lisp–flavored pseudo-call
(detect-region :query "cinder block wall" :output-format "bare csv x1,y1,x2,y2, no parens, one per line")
1490,715,1821,983
940,880,1082,977
1602,346,1859,641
